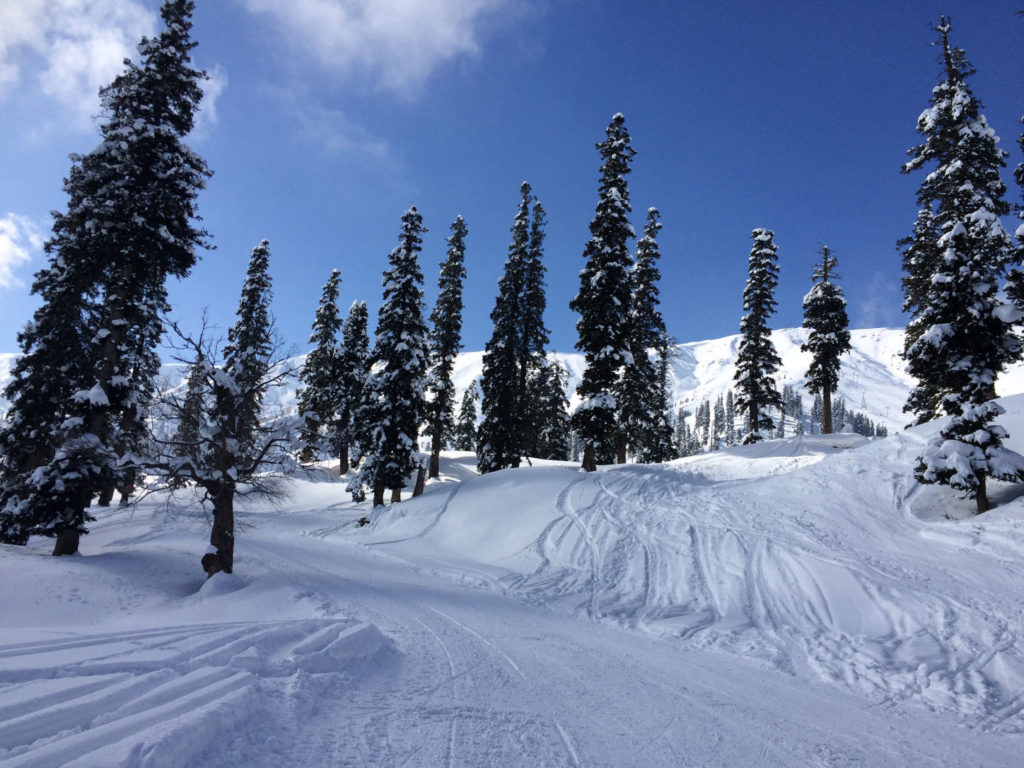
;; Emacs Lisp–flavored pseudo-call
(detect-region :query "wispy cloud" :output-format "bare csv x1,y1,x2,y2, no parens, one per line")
0,213,43,289
242,0,520,96
854,269,904,330
0,1,157,127
192,64,228,139
266,84,394,165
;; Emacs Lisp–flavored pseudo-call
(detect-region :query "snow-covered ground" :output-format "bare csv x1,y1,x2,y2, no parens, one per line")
3,396,1024,766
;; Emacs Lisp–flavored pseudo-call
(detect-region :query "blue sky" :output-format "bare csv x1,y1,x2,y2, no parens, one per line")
0,0,1021,359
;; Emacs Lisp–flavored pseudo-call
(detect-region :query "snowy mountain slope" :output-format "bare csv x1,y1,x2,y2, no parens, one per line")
0,326,918,435
2,326,1020,436
451,327,927,435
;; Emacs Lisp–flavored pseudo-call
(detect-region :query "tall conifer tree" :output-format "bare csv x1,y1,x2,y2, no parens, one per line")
901,18,1023,513
297,270,345,467
519,199,551,455
527,360,571,461
453,383,480,452
356,208,430,506
571,113,636,471
734,229,783,444
619,207,668,462
0,0,211,554
201,240,274,574
478,183,532,473
801,246,851,434
1010,116,1024,307
425,216,468,478
341,301,371,469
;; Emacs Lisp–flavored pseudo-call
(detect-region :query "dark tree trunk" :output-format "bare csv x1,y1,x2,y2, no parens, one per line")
372,479,385,508
338,443,350,476
97,481,116,507
976,475,989,515
390,486,402,504
428,431,441,479
616,433,627,465
581,443,597,473
53,489,92,555
413,466,426,497
822,387,833,435
206,482,235,576
52,529,80,556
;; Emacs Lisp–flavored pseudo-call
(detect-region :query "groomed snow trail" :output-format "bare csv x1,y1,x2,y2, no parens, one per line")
3,408,1024,765
193,518,1019,767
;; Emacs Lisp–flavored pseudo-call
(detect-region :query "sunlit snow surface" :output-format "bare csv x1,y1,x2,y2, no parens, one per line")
3,398,1024,765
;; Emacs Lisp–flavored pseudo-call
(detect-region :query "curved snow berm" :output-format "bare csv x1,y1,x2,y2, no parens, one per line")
366,396,1024,732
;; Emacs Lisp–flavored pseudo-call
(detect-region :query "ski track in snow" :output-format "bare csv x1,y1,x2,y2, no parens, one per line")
487,441,1024,733
0,619,385,767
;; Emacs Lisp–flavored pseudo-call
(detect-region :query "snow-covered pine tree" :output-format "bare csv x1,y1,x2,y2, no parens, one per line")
571,114,636,471
810,393,824,435
453,383,480,452
478,183,532,473
696,400,711,448
357,208,430,506
527,360,571,460
636,329,677,463
619,207,669,462
519,198,551,457
1010,115,1024,307
713,394,726,447
221,241,274,465
724,389,737,446
0,255,96,545
425,216,468,478
200,240,275,574
832,398,848,433
902,18,1024,514
341,301,370,469
170,348,207,483
801,246,851,434
899,209,944,424
734,228,783,444
155,241,295,576
297,270,345,468
0,0,211,555
673,407,688,456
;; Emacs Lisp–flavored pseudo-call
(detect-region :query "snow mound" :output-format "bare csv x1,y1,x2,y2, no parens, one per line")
363,399,1024,732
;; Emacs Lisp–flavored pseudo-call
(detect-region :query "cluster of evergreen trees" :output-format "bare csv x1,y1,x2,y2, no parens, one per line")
0,1,212,556
2,9,1020,576
898,18,1024,514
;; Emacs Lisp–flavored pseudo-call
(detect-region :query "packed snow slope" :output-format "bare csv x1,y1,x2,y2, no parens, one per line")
2,401,1024,765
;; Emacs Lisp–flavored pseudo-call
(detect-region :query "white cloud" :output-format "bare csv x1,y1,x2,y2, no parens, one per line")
243,0,518,95
0,0,156,125
854,269,904,330
0,214,44,289
192,64,228,139
267,84,393,163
